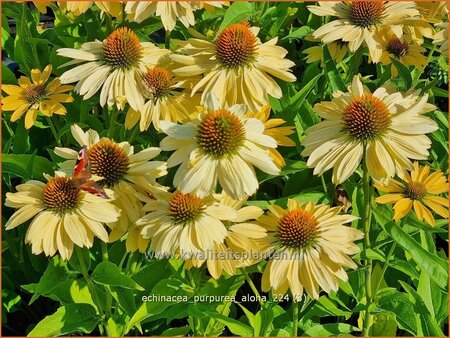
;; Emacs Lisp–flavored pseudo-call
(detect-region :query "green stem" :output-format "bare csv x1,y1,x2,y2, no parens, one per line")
361,147,373,337
75,247,106,335
101,241,109,261
292,300,299,336
320,176,328,195
21,3,41,70
373,242,397,298
241,269,263,306
165,29,171,49
45,117,61,146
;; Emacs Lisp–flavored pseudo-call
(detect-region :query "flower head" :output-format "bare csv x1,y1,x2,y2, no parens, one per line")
375,162,448,226
125,1,228,31
54,124,167,252
308,1,419,62
57,27,170,110
171,22,296,112
159,94,280,199
5,172,121,260
2,65,73,129
257,199,362,299
125,63,200,131
375,29,427,76
137,190,236,255
301,76,438,183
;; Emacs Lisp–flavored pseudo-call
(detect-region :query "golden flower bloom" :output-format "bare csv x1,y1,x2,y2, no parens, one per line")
159,93,280,199
125,64,200,131
247,105,296,168
301,76,438,184
257,199,362,299
125,1,228,31
54,124,167,252
1,65,74,129
57,27,170,110
185,192,267,279
171,21,296,112
375,29,427,77
5,172,121,260
308,1,419,62
137,190,237,255
375,162,448,226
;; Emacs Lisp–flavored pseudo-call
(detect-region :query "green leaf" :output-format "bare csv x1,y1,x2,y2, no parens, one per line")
125,278,193,333
269,329,291,336
377,288,416,335
390,58,412,89
1,64,17,84
323,45,346,92
369,312,397,336
417,271,448,324
161,326,190,336
399,281,444,336
288,74,321,116
2,153,54,180
91,261,144,290
217,2,254,34
254,308,274,336
281,26,313,42
28,304,100,337
303,323,360,336
205,312,253,336
373,209,448,288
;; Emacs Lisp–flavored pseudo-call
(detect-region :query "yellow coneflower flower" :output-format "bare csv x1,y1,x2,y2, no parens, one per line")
303,36,348,64
125,64,200,132
5,172,121,260
308,1,419,62
137,190,236,255
247,105,296,168
185,192,267,279
159,93,280,199
54,124,167,252
171,21,296,112
257,199,362,300
1,65,74,129
301,76,438,184
125,1,228,31
375,162,448,226
58,1,125,18
57,27,170,110
404,1,448,44
375,29,427,77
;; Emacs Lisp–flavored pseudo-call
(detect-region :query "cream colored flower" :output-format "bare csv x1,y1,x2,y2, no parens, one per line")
301,76,438,183
137,190,235,255
125,64,200,131
125,1,228,31
185,192,267,279
159,93,280,199
308,1,419,62
5,172,120,260
54,124,167,252
57,27,170,110
433,21,448,53
58,1,125,17
258,199,362,299
171,21,296,112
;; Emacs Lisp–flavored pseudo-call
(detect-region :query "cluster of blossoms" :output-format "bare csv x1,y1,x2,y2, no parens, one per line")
3,1,448,301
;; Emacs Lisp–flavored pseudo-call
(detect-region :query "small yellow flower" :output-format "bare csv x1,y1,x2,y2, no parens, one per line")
1,65,74,129
375,162,448,226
